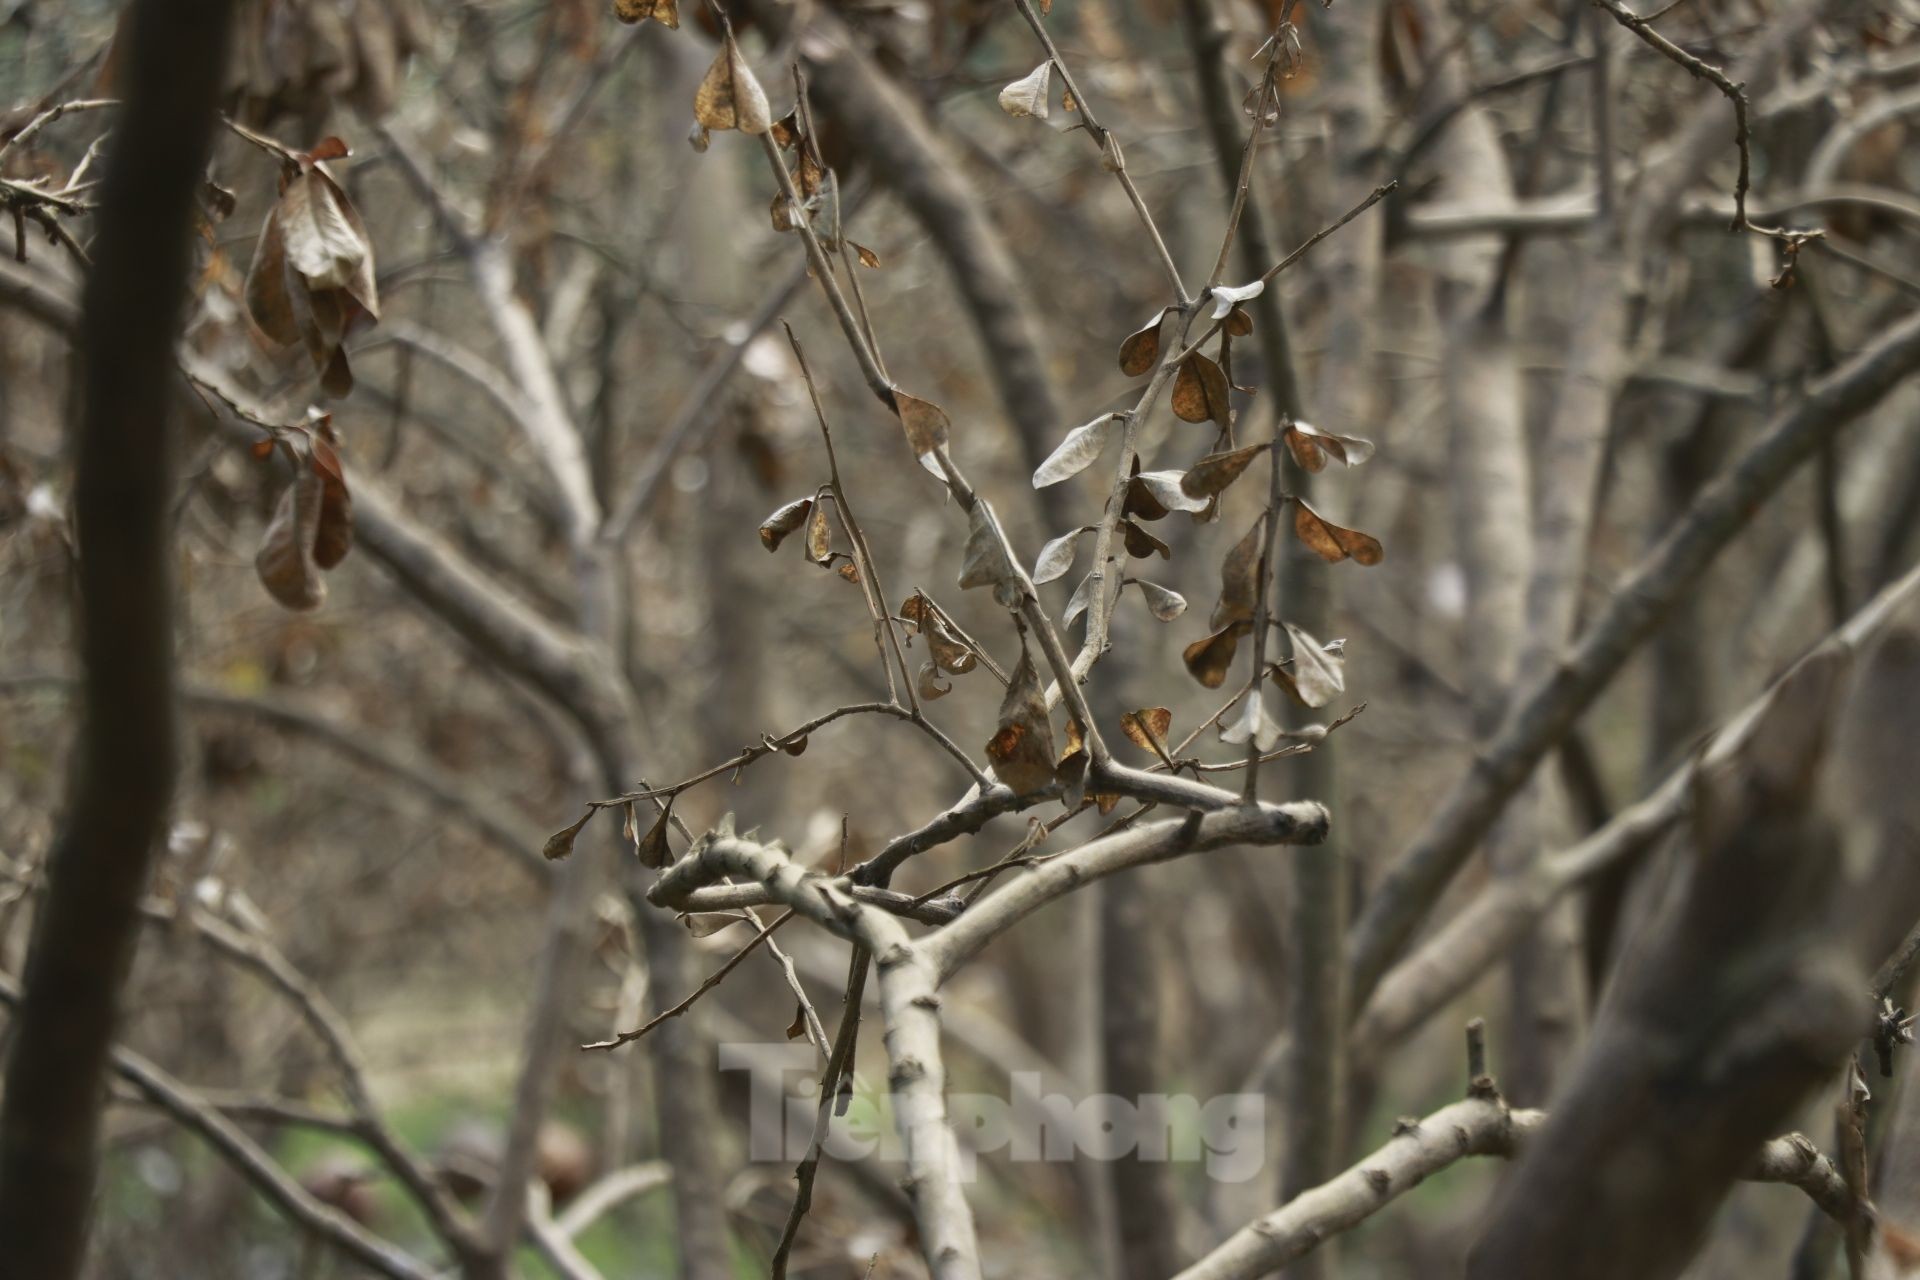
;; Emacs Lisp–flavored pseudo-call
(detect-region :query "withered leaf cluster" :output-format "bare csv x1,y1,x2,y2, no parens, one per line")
244,140,380,398
903,592,979,701
254,430,353,612
758,494,859,581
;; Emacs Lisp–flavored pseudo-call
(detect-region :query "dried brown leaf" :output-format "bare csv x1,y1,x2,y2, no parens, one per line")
1284,421,1376,473
613,0,680,26
309,435,352,570
892,389,951,458
278,169,379,316
693,32,771,135
1118,309,1170,377
544,810,592,861
256,464,327,611
1293,499,1384,565
634,804,674,869
806,500,833,565
1182,620,1252,688
244,202,300,346
1171,353,1231,426
759,497,814,551
1181,443,1265,499
902,593,978,674
1122,519,1170,561
985,643,1058,795
1120,708,1173,754
1212,515,1266,628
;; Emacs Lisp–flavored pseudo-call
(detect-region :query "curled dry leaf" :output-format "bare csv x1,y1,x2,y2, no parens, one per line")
1121,519,1170,561
1120,707,1173,754
1273,622,1346,709
1171,353,1232,427
544,810,593,861
1132,579,1187,621
836,561,860,584
1033,413,1123,488
759,497,814,551
999,62,1052,120
612,0,679,28
917,661,953,700
902,593,977,674
308,432,352,570
1058,745,1089,810
245,162,379,398
892,388,951,458
1183,620,1253,688
958,500,1027,608
634,803,675,869
1284,421,1376,472
1181,443,1266,499
985,643,1058,795
1224,307,1254,338
851,242,881,269
1034,527,1090,585
693,32,771,136
1219,692,1285,751
1128,469,1211,520
1293,499,1384,565
1212,515,1266,627
1118,308,1171,377
256,462,328,611
805,500,833,565
1209,280,1266,318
